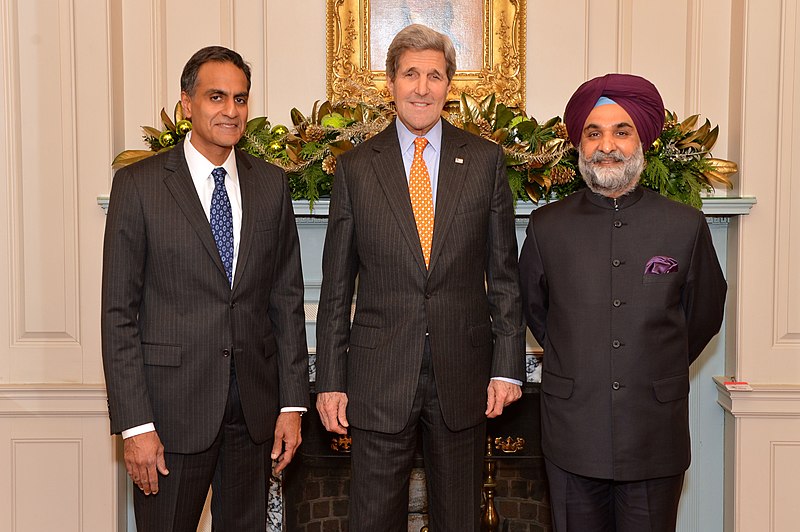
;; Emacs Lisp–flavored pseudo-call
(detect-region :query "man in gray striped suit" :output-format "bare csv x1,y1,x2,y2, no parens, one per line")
101,46,309,531
316,25,526,531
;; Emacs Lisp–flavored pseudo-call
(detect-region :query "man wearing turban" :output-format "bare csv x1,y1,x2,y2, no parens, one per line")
518,74,728,531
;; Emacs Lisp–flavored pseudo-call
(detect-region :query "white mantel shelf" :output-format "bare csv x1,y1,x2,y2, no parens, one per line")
97,195,757,216
714,376,800,418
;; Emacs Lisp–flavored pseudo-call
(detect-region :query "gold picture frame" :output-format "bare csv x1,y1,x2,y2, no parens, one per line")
326,0,526,108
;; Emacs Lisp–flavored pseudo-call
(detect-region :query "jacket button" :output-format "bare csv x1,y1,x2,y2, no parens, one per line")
425,292,432,299
230,302,236,309
612,259,621,267
612,299,621,307
613,220,623,228
222,349,230,357
612,381,621,390
612,340,621,348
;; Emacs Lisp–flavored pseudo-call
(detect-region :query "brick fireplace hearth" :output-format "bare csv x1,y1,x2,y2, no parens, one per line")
281,386,550,532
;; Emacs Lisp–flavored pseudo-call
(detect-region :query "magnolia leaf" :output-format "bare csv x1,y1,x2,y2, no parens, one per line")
353,104,364,122
329,139,354,156
161,108,176,131
245,117,269,134
495,104,515,130
290,108,306,127
679,114,699,132
524,181,542,202
318,100,333,120
491,129,509,144
461,93,481,123
142,126,163,138
311,100,320,124
481,93,497,119
285,144,302,164
706,158,738,174
464,122,482,137
174,101,184,123
514,119,537,139
542,116,560,129
112,150,155,170
702,170,734,188
701,125,719,151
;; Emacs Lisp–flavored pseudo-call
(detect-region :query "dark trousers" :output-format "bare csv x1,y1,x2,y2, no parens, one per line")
133,365,269,532
546,457,685,532
349,338,486,532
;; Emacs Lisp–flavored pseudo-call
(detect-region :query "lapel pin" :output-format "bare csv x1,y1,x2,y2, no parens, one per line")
455,157,464,164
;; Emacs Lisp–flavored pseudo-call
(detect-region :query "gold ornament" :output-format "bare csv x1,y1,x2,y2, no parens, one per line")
159,131,176,147
176,120,192,136
270,124,289,137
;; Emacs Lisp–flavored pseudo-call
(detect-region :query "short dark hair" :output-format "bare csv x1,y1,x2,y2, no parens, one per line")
385,24,457,82
180,46,251,96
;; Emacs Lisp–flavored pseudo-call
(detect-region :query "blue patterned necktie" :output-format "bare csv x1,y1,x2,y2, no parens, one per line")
210,167,234,285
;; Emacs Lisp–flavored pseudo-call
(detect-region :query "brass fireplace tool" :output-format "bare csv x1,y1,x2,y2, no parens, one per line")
480,435,525,532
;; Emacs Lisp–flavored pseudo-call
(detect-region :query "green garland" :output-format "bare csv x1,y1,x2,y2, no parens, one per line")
113,96,736,209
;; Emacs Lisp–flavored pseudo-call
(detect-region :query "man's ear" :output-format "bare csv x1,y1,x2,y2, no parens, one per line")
180,91,192,119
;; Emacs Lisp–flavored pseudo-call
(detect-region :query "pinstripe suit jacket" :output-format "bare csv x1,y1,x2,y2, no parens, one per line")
101,143,309,454
315,119,526,433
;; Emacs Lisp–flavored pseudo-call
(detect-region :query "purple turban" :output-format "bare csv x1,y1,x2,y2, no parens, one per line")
563,73,665,149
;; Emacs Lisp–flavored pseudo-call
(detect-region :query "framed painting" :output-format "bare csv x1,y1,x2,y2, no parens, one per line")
326,0,526,108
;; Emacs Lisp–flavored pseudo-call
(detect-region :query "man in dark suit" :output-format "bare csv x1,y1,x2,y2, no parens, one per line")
101,46,309,531
315,24,526,532
518,73,727,531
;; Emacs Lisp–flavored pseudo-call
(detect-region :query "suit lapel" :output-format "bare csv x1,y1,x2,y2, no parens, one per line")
429,122,469,272
162,143,229,282
371,122,428,273
232,152,255,294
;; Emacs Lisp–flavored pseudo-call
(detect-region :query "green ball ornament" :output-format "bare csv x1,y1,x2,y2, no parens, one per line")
176,120,192,136
159,131,176,147
650,138,663,154
270,125,289,137
268,141,284,154
320,113,348,128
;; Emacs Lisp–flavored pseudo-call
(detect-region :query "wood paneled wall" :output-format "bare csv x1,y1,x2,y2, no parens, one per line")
0,1,798,530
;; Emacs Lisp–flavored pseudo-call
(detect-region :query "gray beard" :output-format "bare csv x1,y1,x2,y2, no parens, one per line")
578,144,644,197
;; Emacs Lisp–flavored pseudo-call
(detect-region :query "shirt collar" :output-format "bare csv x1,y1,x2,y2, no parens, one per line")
183,131,239,185
396,118,443,156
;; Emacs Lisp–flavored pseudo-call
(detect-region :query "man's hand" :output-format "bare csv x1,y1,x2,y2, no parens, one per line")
485,380,522,418
272,411,302,474
316,392,349,435
124,431,168,495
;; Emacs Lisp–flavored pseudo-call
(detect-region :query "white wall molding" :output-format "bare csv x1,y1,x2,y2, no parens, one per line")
0,385,109,417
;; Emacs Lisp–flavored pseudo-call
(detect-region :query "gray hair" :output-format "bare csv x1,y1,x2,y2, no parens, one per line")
385,24,457,82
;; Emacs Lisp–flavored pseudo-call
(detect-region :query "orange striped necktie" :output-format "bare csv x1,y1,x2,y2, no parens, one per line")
409,137,434,268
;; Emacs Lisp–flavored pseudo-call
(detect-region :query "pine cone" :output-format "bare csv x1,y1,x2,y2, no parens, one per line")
305,124,326,143
475,117,493,138
549,165,576,185
322,155,337,175
663,120,677,131
553,122,569,139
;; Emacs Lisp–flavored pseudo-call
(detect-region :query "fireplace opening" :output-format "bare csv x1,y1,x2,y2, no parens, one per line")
282,386,551,532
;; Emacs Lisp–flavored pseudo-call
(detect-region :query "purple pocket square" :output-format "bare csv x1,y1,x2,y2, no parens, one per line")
645,256,678,275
